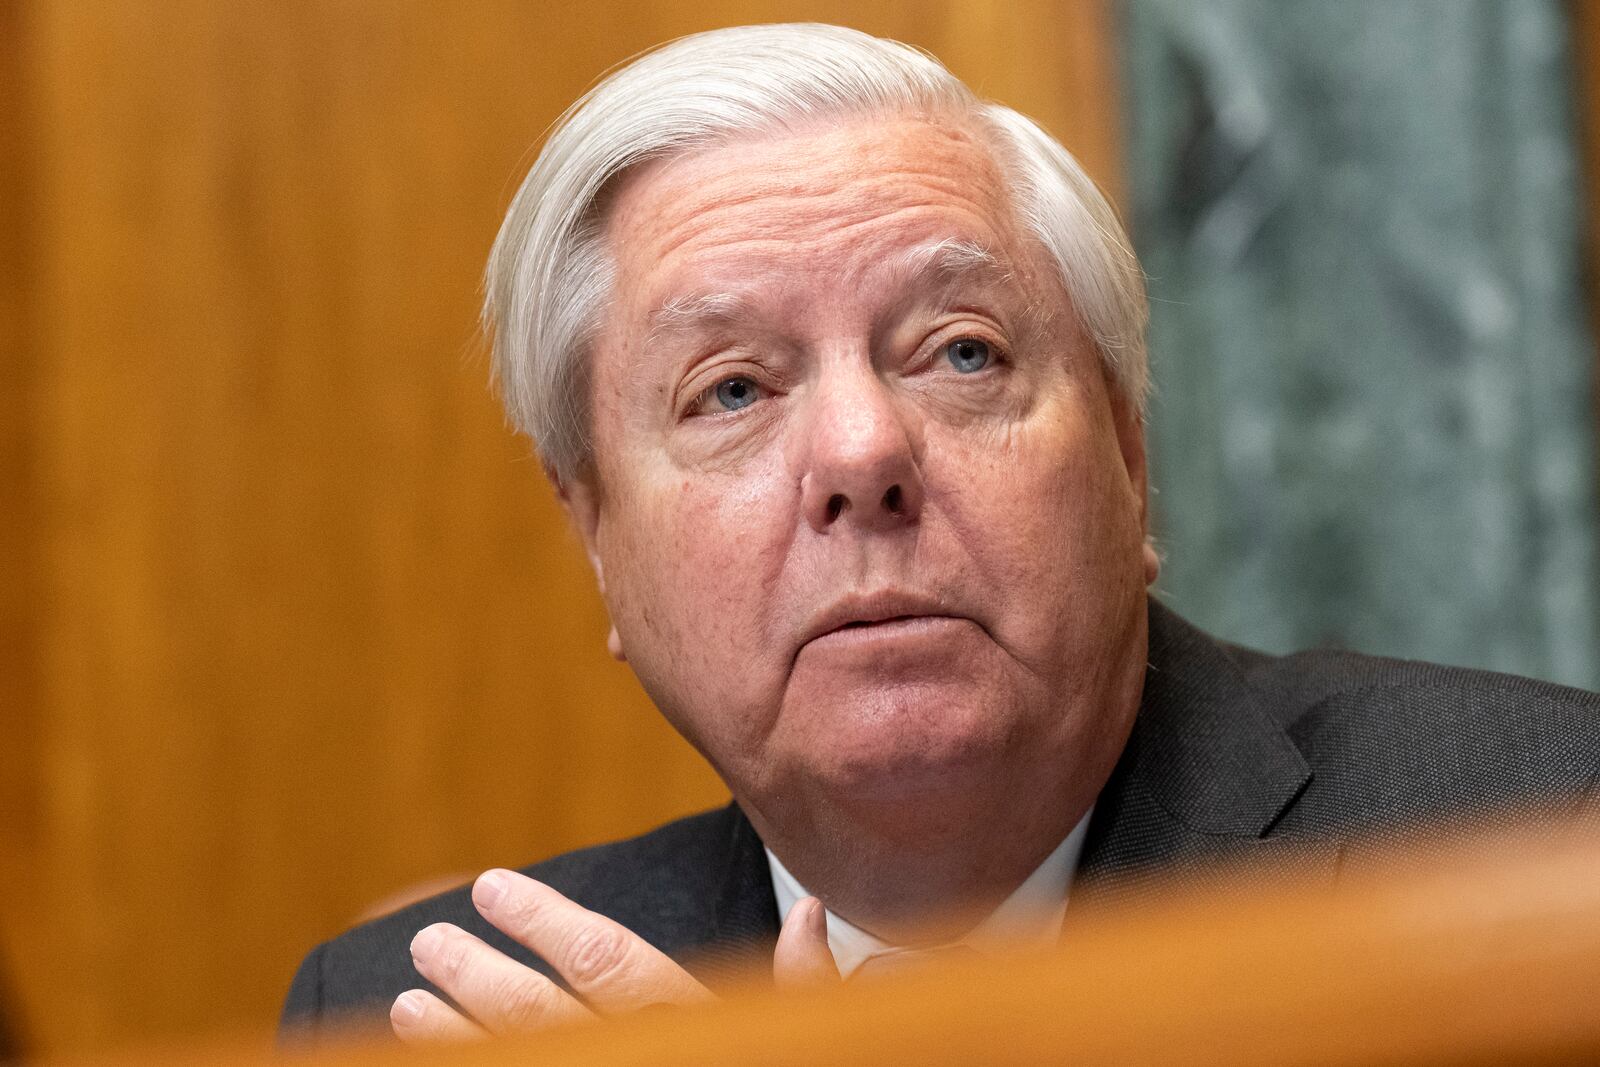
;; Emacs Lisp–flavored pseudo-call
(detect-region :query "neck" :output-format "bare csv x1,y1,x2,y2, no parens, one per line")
744,770,1103,945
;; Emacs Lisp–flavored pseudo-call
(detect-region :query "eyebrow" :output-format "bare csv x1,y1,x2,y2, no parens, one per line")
888,237,1005,286
876,238,1013,319
644,237,1008,343
647,289,762,344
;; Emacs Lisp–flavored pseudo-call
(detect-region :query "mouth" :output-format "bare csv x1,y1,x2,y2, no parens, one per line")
793,613,977,676
836,614,925,631
799,591,974,653
828,614,951,635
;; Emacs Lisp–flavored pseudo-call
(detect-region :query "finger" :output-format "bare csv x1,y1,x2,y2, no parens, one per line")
389,988,490,1045
473,869,713,1013
409,922,593,1035
773,896,840,989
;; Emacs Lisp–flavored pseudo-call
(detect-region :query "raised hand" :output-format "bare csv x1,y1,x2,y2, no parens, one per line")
391,869,835,1043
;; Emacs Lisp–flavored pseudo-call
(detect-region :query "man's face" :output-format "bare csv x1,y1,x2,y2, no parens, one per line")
568,115,1151,846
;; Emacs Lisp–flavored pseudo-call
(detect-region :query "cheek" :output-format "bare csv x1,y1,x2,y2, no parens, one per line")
934,399,1144,645
610,486,751,647
598,465,793,749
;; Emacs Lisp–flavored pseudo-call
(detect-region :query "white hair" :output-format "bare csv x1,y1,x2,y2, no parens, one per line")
483,23,1149,483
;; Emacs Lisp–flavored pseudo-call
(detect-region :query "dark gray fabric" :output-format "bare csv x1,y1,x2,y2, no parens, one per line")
279,600,1600,1043
1071,603,1600,907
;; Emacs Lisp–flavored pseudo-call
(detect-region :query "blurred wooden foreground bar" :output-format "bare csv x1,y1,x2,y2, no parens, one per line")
49,812,1600,1067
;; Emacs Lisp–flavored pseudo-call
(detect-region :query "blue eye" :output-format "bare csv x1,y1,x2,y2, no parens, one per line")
713,376,759,411
945,338,991,373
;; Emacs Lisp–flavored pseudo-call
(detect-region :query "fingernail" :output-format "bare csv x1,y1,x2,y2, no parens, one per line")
808,897,827,935
410,924,444,963
393,990,426,1021
473,869,509,912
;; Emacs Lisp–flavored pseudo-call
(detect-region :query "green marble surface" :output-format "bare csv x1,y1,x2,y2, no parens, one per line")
1118,0,1600,687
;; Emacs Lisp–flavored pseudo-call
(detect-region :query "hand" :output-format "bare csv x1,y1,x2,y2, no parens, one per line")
391,869,837,1043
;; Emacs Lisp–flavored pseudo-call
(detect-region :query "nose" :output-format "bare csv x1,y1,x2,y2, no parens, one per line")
798,369,925,534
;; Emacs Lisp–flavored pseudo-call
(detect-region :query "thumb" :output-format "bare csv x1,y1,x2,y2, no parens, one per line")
773,897,839,989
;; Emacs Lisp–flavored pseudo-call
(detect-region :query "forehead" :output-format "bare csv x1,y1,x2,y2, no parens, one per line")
601,114,1027,302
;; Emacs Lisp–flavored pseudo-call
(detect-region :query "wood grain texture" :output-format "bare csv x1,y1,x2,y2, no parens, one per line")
1,1,1119,1056
45,815,1600,1067
1,0,40,838
0,0,44,1055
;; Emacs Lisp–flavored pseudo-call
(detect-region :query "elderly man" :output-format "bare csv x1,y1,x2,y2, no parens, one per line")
281,24,1600,1043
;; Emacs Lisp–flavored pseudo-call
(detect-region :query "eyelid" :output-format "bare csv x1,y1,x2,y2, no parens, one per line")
674,348,748,411
920,319,1010,372
682,367,773,418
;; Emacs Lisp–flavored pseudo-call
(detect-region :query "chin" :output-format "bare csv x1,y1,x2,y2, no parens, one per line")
792,688,1023,820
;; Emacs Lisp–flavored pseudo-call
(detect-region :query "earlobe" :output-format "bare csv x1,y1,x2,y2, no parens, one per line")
1106,384,1159,588
1106,381,1152,535
553,467,617,653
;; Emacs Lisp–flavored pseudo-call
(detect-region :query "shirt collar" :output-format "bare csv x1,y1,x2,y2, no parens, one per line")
765,808,1094,978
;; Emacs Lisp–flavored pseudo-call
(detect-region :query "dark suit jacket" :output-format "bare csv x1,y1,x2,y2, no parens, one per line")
280,601,1600,1040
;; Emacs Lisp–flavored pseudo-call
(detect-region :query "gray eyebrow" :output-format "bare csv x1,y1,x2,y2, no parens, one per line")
879,238,1016,318
645,289,764,346
888,238,1004,283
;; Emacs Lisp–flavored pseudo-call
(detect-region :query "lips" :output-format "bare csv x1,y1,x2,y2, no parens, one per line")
800,590,966,648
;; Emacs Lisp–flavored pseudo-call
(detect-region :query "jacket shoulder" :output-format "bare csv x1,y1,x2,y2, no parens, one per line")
278,804,738,1042
1239,645,1600,831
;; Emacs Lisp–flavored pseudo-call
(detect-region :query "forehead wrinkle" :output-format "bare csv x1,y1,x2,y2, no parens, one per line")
638,205,1000,312
609,110,1007,256
645,201,1005,299
633,151,1003,268
630,175,862,267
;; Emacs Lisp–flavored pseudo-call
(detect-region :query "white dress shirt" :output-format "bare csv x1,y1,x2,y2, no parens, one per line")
765,809,1093,978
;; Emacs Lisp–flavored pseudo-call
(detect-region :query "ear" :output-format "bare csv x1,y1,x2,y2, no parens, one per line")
553,467,627,662
1106,385,1161,588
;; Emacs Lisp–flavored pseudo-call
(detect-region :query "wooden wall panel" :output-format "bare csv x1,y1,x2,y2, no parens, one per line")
1,0,40,850
1,1,1119,1056
0,0,43,1056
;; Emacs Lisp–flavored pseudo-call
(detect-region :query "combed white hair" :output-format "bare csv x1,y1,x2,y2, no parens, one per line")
483,23,1149,482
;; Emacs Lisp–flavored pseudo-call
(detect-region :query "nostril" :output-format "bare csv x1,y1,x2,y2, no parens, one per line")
882,484,903,514
826,494,847,521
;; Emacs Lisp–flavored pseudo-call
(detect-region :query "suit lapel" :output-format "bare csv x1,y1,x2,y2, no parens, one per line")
677,802,779,989
1074,601,1330,902
710,803,781,942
